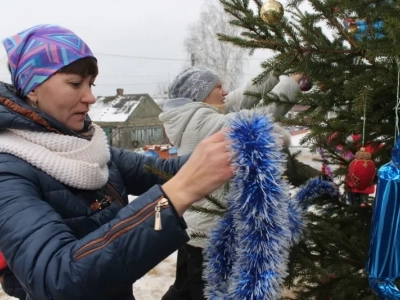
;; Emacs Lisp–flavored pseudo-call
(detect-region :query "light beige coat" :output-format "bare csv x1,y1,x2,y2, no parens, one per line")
159,75,300,248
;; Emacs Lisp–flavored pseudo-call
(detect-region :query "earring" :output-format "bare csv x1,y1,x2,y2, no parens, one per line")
32,102,37,108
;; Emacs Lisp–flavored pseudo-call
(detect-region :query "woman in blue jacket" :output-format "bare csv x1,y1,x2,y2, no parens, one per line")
0,24,233,300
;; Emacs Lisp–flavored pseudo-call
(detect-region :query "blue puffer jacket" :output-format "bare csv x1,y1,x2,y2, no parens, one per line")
0,82,190,300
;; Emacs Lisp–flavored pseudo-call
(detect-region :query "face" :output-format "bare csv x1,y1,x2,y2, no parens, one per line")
27,73,96,132
203,81,228,106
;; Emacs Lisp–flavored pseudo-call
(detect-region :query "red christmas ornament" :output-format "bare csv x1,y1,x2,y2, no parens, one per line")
347,147,376,191
299,76,312,91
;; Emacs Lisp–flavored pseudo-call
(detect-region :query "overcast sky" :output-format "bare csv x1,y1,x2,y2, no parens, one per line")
0,0,297,97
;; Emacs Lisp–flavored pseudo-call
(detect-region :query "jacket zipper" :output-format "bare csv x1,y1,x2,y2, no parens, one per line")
154,198,169,230
106,183,124,207
74,197,169,261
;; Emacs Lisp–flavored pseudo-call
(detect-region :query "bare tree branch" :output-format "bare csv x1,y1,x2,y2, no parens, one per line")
154,82,169,98
184,0,248,91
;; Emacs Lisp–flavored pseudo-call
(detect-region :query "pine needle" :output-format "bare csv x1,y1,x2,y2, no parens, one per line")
188,205,225,217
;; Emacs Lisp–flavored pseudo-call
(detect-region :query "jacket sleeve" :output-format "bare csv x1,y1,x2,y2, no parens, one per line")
260,75,301,119
224,73,279,112
225,74,300,120
0,158,189,300
110,148,189,196
184,106,290,147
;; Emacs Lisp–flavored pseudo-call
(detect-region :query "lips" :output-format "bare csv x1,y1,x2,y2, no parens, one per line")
73,112,87,119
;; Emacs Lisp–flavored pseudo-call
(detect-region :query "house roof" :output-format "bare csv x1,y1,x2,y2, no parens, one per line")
89,94,148,122
153,98,166,110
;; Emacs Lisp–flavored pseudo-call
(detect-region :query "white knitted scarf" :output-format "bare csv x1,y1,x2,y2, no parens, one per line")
0,124,110,190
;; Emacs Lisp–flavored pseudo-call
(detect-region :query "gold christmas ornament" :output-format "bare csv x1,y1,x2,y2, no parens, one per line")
355,147,372,160
260,0,284,24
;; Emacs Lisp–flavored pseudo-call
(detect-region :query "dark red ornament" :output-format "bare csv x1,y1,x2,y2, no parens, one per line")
347,148,376,191
299,76,312,91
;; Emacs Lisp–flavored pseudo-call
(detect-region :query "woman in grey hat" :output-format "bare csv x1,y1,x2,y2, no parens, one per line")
159,67,303,300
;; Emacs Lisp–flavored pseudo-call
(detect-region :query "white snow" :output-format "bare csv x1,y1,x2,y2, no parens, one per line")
0,292,13,300
89,95,142,122
291,132,307,147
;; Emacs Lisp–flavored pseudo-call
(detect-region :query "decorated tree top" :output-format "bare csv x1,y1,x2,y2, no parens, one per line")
219,0,400,171
213,0,400,298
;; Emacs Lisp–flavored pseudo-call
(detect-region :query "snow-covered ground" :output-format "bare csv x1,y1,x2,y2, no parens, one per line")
0,291,12,300
0,133,316,300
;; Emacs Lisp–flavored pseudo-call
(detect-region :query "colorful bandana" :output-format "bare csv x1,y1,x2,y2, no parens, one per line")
3,24,95,96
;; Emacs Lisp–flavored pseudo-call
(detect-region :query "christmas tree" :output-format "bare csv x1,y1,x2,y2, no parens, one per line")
213,0,400,298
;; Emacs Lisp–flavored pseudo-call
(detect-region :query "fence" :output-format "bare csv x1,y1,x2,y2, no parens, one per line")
103,125,168,149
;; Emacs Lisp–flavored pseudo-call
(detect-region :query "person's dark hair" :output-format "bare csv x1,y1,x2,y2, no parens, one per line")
58,57,98,77
7,57,98,78
7,57,98,98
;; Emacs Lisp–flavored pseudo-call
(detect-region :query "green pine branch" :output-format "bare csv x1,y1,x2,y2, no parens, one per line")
190,231,209,241
188,205,225,217
149,0,400,296
143,164,172,181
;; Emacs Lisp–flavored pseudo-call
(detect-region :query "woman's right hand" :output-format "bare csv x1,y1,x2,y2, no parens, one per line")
290,72,304,84
162,130,233,215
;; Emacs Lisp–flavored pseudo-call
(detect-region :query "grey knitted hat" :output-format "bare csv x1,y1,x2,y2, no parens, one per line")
168,67,220,102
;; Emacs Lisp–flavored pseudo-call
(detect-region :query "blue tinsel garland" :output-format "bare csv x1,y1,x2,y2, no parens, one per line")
289,177,337,245
204,113,337,300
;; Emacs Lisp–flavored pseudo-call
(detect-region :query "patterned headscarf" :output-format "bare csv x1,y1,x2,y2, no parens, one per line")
168,67,220,102
3,24,95,96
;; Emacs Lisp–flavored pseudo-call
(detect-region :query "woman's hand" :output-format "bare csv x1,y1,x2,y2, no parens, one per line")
162,130,233,215
290,72,304,84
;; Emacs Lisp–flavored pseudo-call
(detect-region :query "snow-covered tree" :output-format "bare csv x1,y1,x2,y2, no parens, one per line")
184,0,248,91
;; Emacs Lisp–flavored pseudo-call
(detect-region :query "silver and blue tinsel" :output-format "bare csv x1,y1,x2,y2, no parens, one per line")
289,177,337,244
366,137,400,299
204,112,337,300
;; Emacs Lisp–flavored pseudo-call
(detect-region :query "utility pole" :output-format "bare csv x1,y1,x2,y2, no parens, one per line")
191,53,195,67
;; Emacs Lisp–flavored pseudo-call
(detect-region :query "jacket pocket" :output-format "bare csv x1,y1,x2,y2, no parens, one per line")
73,197,169,261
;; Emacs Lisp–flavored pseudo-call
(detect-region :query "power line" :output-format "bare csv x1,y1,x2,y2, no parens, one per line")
98,74,171,78
1,51,269,65
96,82,169,86
94,52,186,61
93,52,266,61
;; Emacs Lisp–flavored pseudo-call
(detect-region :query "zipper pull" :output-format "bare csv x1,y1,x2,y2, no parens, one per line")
154,198,169,231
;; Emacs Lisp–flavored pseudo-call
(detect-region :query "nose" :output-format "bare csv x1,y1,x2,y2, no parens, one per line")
222,89,228,96
82,88,96,104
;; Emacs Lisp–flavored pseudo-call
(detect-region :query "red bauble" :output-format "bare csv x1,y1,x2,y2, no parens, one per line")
299,76,312,91
347,148,376,191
